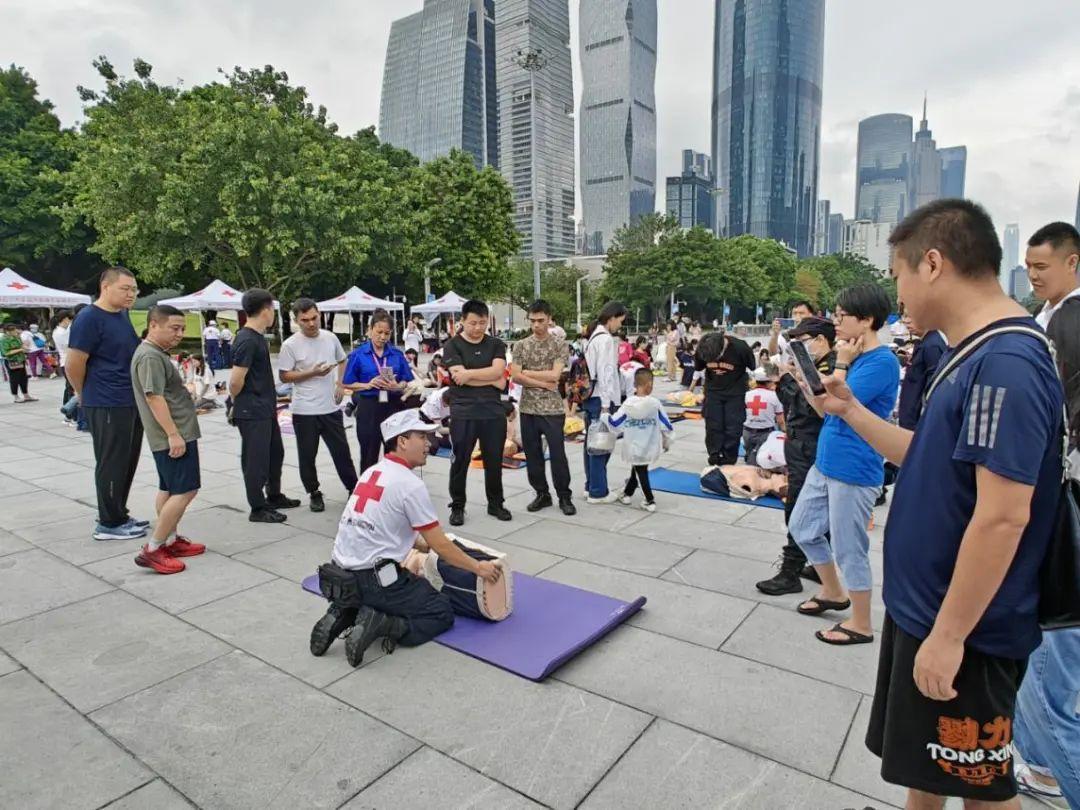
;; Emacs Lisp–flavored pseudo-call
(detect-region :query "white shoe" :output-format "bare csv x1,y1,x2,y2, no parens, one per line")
1016,764,1068,808
641,500,657,512
13,395,24,403
616,494,633,506
586,492,619,505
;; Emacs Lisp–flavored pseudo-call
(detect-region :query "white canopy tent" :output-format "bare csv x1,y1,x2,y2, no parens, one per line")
410,291,468,317
158,279,281,356
317,287,405,343
0,267,91,308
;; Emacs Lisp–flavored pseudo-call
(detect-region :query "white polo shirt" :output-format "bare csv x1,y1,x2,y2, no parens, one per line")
203,325,220,341
331,455,439,570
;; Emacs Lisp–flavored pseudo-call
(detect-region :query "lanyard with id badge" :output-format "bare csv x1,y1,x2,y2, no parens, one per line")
373,352,395,403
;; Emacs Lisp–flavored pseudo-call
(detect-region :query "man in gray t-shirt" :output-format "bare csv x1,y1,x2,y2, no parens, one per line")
129,305,207,575
278,299,358,512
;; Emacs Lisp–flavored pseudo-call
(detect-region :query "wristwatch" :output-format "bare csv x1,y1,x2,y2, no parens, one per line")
835,362,850,371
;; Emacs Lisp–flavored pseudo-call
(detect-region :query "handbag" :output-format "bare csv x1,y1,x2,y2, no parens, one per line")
924,324,1080,630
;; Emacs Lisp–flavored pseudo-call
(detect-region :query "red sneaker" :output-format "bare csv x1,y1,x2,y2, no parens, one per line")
165,536,206,557
135,545,185,574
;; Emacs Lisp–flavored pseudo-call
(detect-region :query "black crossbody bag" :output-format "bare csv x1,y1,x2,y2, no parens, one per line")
922,325,1080,630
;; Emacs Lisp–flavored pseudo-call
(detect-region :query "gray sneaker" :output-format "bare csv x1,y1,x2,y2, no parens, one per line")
93,522,147,541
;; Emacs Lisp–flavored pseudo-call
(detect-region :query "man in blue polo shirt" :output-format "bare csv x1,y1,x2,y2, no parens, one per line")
816,200,1063,808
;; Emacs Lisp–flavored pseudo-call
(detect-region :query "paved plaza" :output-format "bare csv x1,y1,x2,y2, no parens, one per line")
0,374,1045,809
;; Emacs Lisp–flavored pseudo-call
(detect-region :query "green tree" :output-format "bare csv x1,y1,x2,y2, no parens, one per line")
797,253,891,311
0,65,98,288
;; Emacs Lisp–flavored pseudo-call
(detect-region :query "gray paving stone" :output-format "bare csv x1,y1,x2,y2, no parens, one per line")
263,501,347,537
12,514,96,544
500,522,691,578
0,649,19,676
329,642,651,810
0,590,229,712
40,534,135,566
480,540,563,576
166,504,298,555
344,746,543,810
0,530,31,557
541,559,755,648
104,779,193,809
629,511,786,561
722,603,880,695
0,444,42,463
651,488,753,524
580,719,895,810
0,549,113,625
0,492,96,530
832,695,908,808
663,548,808,608
30,469,96,496
432,499,545,541
181,578,370,687
13,455,88,481
734,503,790,533
0,670,150,809
504,490,653,533
232,531,335,582
83,550,276,614
0,473,39,498
557,625,861,778
92,651,418,810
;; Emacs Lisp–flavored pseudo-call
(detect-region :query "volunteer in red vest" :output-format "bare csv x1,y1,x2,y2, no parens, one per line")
310,409,501,668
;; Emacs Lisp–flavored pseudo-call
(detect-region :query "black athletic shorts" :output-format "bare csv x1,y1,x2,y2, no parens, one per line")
152,441,201,495
866,613,1026,802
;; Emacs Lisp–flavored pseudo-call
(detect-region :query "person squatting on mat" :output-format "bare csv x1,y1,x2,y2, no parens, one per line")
310,409,502,667
694,329,756,467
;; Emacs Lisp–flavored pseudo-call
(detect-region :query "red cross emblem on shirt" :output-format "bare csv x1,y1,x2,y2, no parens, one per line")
747,395,769,417
352,471,386,513
6,282,28,290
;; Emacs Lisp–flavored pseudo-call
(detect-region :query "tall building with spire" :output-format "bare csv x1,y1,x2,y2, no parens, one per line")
910,95,942,211
711,0,826,257
579,0,657,256
379,0,498,169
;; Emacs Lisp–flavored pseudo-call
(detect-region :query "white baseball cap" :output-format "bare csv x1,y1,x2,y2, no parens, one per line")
209,320,217,326
753,368,768,382
380,409,437,443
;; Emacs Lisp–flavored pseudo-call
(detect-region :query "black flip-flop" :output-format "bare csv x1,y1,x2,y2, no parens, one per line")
816,623,874,645
797,596,851,615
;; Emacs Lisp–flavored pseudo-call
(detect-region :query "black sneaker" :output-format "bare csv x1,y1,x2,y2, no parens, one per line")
249,507,287,523
487,505,512,521
526,493,553,512
267,494,301,510
799,565,822,584
756,560,805,595
309,605,358,656
344,606,407,667
558,499,577,516
449,507,465,526
875,488,888,508
310,492,325,513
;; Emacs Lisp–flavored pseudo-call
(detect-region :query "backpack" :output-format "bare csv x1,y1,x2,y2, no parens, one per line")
566,338,595,406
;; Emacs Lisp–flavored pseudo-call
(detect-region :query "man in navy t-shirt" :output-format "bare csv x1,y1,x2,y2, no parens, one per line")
66,267,148,541
815,200,1063,807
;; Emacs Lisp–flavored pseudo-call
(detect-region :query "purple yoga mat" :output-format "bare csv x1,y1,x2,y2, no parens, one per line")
301,572,645,681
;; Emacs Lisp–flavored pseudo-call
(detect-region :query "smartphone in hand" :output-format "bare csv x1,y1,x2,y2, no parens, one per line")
788,340,826,396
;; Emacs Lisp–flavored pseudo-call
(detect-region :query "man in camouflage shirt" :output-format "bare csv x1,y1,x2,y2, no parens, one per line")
511,300,576,515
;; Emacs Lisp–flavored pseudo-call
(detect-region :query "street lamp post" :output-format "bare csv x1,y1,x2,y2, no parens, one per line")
512,47,548,299
576,273,587,334
424,258,442,303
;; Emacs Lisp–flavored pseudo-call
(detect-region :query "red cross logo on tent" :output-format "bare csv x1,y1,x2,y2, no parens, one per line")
352,471,386,513
747,395,769,417
6,282,28,290
222,290,236,297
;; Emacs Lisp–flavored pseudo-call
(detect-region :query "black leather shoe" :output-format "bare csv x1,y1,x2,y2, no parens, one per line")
344,607,407,667
558,499,577,516
756,568,804,595
449,507,465,526
309,492,325,513
799,565,822,584
487,505,512,521
267,494,301,510
309,605,358,656
526,493,553,512
249,508,287,523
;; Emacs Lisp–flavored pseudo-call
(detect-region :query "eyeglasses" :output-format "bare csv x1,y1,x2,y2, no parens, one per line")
116,285,140,295
832,312,852,324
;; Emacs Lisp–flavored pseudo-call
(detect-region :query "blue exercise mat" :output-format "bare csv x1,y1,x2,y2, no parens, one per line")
648,467,785,510
302,573,645,680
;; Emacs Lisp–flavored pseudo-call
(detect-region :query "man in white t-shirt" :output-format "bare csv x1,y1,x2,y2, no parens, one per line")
768,300,814,363
743,367,785,466
202,319,221,369
219,324,233,367
310,409,501,667
278,298,357,512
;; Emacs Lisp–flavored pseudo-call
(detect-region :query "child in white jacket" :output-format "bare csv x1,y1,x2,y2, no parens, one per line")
608,367,674,512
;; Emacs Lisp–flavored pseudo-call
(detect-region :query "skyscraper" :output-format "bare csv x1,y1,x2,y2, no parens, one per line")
814,199,831,255
910,96,942,211
827,212,844,255
1003,222,1020,275
711,0,826,257
497,0,577,261
379,0,498,169
579,0,657,255
854,114,912,226
939,146,967,198
666,150,714,231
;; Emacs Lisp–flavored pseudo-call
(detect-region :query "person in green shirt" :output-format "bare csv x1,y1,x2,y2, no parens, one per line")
1,323,35,402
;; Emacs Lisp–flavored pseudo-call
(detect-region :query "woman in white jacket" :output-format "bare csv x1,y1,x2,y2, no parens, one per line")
582,301,628,501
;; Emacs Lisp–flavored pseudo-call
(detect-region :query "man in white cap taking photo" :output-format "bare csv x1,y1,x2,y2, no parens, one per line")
310,409,501,667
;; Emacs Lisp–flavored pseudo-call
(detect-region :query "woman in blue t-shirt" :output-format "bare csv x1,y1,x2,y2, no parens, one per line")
788,284,899,647
342,310,414,473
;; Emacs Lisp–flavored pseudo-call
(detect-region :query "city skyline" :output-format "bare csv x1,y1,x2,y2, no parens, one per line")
6,0,1080,241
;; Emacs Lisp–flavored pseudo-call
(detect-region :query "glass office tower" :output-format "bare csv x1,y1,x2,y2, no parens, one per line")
854,114,913,226
938,145,967,199
711,0,826,257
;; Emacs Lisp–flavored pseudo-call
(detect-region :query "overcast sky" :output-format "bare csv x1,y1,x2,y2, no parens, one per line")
8,0,1080,248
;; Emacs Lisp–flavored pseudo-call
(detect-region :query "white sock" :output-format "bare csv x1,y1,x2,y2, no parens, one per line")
164,532,177,546
147,537,164,551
